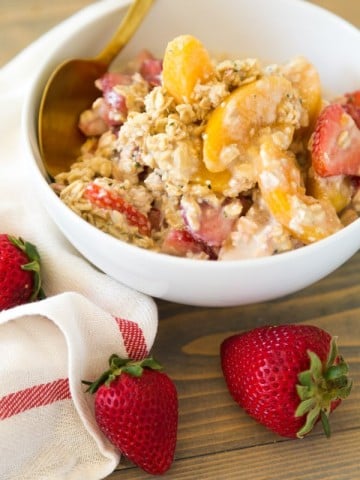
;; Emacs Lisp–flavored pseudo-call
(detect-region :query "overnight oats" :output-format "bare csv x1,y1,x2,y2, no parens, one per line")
52,35,360,260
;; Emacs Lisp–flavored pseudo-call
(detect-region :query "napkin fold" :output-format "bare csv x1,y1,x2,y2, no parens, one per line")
0,1,158,479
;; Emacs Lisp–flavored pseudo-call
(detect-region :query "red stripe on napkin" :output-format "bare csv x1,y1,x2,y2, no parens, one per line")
0,378,70,420
114,317,148,360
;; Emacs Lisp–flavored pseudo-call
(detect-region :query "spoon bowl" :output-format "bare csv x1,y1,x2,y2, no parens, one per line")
38,0,153,178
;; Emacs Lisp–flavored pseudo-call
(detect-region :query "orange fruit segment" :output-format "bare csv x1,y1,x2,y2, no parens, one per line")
203,75,296,173
256,139,342,243
162,35,215,104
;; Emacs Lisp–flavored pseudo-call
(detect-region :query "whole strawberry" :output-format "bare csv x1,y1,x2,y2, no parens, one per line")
86,355,178,475
221,324,352,438
0,234,44,311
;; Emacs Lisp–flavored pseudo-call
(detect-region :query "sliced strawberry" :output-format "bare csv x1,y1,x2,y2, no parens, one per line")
140,58,163,86
84,183,151,236
342,90,360,128
183,201,237,248
95,72,133,92
161,229,216,259
103,89,127,113
162,229,204,256
310,103,360,177
94,72,132,127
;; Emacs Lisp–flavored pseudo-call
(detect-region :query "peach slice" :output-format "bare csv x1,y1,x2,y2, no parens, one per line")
162,35,215,104
203,75,297,173
191,161,231,193
256,139,342,244
307,167,352,213
282,56,322,127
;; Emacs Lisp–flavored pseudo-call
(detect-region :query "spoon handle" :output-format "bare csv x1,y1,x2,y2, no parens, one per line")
95,0,154,66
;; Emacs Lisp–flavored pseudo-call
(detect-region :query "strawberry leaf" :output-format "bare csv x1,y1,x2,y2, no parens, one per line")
84,355,163,393
326,337,338,366
139,357,163,370
109,355,128,369
338,381,353,399
307,350,323,378
324,361,348,381
297,405,321,438
320,410,331,438
296,384,311,401
295,398,316,417
122,364,144,377
295,339,352,439
298,370,312,387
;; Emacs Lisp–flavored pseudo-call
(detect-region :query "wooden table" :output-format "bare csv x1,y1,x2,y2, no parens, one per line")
1,1,359,478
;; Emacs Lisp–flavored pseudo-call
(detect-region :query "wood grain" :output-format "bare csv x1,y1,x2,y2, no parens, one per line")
0,0,92,66
111,430,360,480
1,1,359,479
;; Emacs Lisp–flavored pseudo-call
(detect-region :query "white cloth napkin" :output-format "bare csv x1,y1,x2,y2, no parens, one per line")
0,1,158,479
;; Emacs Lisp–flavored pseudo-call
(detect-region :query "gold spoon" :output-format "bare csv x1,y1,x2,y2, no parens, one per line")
38,0,153,178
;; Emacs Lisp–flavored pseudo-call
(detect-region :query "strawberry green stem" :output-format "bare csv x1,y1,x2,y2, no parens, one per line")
85,355,163,394
295,337,352,438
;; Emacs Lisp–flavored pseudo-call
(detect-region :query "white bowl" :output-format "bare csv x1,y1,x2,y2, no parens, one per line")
23,0,360,307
